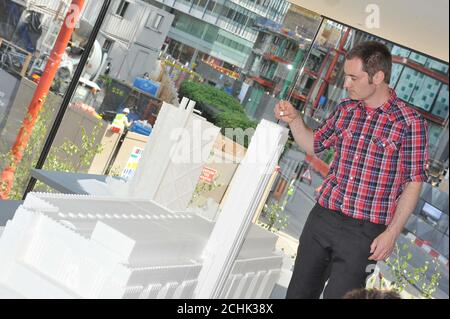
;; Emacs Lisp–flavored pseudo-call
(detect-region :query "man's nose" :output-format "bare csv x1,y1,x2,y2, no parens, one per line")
344,78,351,89
344,77,349,89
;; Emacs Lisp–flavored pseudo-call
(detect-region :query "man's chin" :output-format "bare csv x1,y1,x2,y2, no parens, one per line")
348,93,358,100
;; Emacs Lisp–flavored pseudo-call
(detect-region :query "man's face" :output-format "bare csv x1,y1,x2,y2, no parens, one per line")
343,58,377,100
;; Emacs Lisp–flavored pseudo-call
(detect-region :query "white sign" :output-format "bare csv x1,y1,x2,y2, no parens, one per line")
422,202,443,221
121,147,144,181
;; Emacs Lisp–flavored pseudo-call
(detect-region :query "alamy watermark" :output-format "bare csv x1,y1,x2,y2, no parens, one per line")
168,119,257,165
166,119,284,176
365,4,381,29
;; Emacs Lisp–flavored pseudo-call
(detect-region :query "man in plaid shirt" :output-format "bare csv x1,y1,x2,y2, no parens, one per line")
275,41,429,299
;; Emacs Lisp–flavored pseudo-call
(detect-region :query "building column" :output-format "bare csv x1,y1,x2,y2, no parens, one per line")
189,48,199,69
176,43,184,60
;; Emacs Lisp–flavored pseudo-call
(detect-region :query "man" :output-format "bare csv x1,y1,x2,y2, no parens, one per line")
111,107,133,134
274,41,429,299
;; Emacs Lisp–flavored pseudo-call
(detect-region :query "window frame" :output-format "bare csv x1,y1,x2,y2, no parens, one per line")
115,0,130,18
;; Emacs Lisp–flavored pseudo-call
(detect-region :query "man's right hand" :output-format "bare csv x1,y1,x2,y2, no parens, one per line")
275,101,315,155
274,100,299,124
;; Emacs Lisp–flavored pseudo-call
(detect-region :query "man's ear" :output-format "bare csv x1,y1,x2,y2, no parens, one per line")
372,70,385,85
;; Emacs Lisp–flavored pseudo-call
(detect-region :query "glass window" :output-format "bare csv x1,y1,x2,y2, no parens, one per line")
0,0,105,199
291,17,448,176
428,59,449,74
391,45,410,58
432,85,449,119
206,0,216,12
174,14,190,30
410,52,427,65
193,0,208,9
226,8,235,20
202,26,219,43
390,63,404,87
147,13,164,30
116,0,129,18
428,122,444,155
395,67,440,111
1,0,447,301
102,39,114,53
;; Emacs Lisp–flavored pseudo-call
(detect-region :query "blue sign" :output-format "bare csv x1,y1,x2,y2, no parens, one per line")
224,87,233,95
255,17,282,31
133,77,160,97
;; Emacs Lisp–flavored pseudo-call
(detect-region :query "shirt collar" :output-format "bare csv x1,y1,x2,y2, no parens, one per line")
348,89,397,114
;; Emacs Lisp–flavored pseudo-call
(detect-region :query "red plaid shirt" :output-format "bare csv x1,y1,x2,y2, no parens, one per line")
314,90,429,225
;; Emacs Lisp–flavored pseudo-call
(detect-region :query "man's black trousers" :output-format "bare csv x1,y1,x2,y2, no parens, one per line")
286,203,387,299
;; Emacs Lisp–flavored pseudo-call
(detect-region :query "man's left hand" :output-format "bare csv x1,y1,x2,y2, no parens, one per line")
369,229,398,261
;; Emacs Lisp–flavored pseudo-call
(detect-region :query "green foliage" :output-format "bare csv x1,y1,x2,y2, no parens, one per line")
108,167,123,178
179,81,257,147
1,102,55,199
215,111,257,130
44,125,104,173
367,242,442,299
98,75,113,89
259,181,295,233
1,103,104,199
179,81,245,113
386,242,441,298
189,174,222,207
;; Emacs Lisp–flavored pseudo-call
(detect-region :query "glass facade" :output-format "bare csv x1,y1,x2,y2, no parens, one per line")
0,0,294,301
258,17,449,298
286,21,449,161
146,0,290,68
242,6,323,118
0,0,103,199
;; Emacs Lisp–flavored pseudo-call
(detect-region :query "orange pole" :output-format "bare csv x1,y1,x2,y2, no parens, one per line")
0,0,85,199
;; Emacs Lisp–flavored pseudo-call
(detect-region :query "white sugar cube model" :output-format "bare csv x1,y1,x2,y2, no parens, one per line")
0,98,289,298
106,98,222,212
0,193,283,299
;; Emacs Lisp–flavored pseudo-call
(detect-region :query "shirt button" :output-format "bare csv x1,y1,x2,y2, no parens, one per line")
360,135,364,139
367,115,371,119
355,156,359,160
350,176,354,180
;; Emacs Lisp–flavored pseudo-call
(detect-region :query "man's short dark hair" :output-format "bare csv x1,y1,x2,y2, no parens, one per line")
346,41,392,84
343,288,401,299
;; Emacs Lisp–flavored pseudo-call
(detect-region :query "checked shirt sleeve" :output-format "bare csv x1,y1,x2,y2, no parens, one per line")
400,116,429,185
313,105,341,155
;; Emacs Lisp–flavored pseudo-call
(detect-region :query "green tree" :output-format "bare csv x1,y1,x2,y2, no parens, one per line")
366,242,442,299
179,81,256,147
259,181,295,233
1,104,104,199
